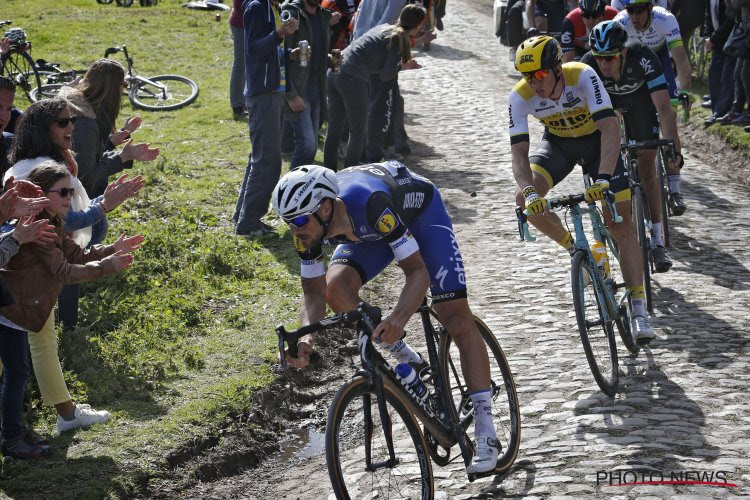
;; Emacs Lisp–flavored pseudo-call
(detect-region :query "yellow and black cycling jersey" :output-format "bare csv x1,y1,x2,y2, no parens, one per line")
508,62,615,144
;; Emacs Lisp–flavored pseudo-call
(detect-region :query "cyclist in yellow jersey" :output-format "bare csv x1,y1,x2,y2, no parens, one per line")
509,35,655,343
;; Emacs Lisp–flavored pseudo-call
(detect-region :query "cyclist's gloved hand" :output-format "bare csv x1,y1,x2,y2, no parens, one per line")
585,175,611,203
522,186,546,215
284,338,314,369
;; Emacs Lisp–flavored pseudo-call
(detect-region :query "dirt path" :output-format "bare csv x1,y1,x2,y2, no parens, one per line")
171,1,750,498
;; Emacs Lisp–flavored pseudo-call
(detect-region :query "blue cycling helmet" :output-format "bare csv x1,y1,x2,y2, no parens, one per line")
589,20,628,56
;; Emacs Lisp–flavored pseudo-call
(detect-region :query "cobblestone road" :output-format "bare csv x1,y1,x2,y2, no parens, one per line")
196,1,750,498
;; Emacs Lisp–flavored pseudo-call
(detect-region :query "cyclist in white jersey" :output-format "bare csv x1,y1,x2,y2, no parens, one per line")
613,0,691,99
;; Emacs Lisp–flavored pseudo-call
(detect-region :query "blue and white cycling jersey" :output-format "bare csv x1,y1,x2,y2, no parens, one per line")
295,161,468,302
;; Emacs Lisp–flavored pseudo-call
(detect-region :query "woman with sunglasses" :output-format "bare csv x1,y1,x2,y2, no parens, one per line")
560,0,619,63
0,161,142,458
59,59,159,200
3,98,144,434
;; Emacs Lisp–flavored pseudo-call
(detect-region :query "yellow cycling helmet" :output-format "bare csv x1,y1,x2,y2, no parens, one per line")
515,35,563,73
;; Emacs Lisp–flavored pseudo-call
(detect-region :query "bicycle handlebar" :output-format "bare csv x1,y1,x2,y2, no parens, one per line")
515,191,623,242
275,302,382,368
104,46,122,58
622,138,674,152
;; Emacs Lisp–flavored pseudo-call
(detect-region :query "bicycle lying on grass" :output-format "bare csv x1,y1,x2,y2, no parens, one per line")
516,189,639,397
276,299,521,499
0,20,42,103
30,45,199,111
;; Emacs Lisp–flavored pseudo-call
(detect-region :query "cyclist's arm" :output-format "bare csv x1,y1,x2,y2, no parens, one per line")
373,250,429,343
560,17,576,63
508,89,534,187
300,274,327,330
511,141,534,188
670,45,692,90
651,88,681,154
595,116,621,176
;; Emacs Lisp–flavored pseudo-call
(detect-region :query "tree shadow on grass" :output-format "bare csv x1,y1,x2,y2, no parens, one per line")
0,454,127,500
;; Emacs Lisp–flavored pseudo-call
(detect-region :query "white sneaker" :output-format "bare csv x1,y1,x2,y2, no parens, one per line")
466,434,501,474
630,315,655,345
57,405,111,433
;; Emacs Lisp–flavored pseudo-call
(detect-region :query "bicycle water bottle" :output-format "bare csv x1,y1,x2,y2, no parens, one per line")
592,240,610,277
395,363,428,401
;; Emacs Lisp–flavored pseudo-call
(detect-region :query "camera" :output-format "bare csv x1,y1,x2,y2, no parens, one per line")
280,10,292,23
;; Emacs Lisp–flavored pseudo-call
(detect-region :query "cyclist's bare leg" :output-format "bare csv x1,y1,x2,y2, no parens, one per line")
432,298,490,393
514,172,570,245
636,149,661,224
603,200,643,289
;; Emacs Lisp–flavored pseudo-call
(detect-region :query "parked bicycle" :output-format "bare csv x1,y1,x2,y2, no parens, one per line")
0,20,42,103
276,299,521,498
31,45,199,111
516,189,638,397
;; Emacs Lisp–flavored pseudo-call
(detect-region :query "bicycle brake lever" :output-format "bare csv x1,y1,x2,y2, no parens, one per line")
605,192,623,224
276,324,321,368
515,206,537,242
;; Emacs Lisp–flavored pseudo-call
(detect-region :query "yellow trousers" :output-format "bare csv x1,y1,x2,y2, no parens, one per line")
0,312,71,406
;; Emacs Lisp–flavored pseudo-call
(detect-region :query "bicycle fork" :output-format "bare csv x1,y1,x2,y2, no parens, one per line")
363,375,400,472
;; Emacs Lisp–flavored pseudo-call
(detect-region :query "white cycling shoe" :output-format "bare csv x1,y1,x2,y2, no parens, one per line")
466,434,502,474
631,315,655,345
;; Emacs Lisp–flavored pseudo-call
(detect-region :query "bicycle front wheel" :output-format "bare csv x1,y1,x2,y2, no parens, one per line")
631,184,653,313
0,50,41,103
129,75,199,111
656,150,670,248
571,251,619,396
437,317,521,474
326,375,434,500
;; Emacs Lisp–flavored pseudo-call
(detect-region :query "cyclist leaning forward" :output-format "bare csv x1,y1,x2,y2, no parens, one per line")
509,35,655,343
582,20,682,273
273,161,503,473
614,0,690,215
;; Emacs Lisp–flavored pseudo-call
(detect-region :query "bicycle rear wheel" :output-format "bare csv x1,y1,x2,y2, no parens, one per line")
29,83,64,101
1,50,41,103
631,184,653,313
129,75,199,111
656,150,670,248
326,375,434,500
571,251,619,396
437,317,521,473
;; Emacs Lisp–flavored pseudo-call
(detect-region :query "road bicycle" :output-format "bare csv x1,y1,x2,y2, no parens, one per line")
276,299,521,499
0,21,42,103
621,137,677,313
516,190,638,396
31,45,199,111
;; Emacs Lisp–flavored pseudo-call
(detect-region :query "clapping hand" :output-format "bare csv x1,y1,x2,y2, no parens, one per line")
102,174,145,212
13,215,56,246
113,232,145,254
0,182,49,222
122,116,142,134
0,37,10,55
121,139,160,162
5,177,44,198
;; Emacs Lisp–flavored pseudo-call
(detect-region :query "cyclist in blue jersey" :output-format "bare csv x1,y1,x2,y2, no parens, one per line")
272,162,502,474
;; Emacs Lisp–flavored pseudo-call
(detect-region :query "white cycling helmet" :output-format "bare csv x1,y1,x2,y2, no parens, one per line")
272,165,339,220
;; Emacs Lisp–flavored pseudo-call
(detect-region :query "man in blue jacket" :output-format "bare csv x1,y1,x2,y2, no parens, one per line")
234,0,299,237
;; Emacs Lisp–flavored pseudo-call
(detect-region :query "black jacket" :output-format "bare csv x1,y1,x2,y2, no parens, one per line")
702,0,736,46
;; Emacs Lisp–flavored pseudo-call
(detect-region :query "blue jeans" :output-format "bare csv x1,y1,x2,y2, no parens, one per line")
230,26,246,110
289,81,321,168
234,92,283,232
709,50,737,118
0,324,29,440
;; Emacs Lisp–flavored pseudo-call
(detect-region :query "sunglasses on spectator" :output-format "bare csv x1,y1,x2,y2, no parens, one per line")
47,187,75,197
54,116,78,128
593,52,621,61
522,69,551,82
581,10,603,19
626,4,650,14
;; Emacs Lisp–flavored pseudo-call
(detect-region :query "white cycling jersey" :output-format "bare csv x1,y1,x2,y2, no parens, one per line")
508,62,614,143
610,0,669,11
614,6,683,53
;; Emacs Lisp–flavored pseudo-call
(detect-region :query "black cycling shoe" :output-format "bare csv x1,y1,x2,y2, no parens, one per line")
669,193,687,216
653,245,673,273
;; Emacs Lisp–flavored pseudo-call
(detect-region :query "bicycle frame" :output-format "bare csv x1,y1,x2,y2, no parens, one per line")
104,45,169,98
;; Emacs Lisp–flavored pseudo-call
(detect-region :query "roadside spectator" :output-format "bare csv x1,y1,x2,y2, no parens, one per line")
60,59,158,201
233,0,298,237
352,0,407,40
323,0,361,50
702,0,737,125
0,162,143,451
230,0,248,118
281,0,334,168
323,4,425,169
2,98,143,432
0,76,15,177
0,181,56,460
526,0,576,36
